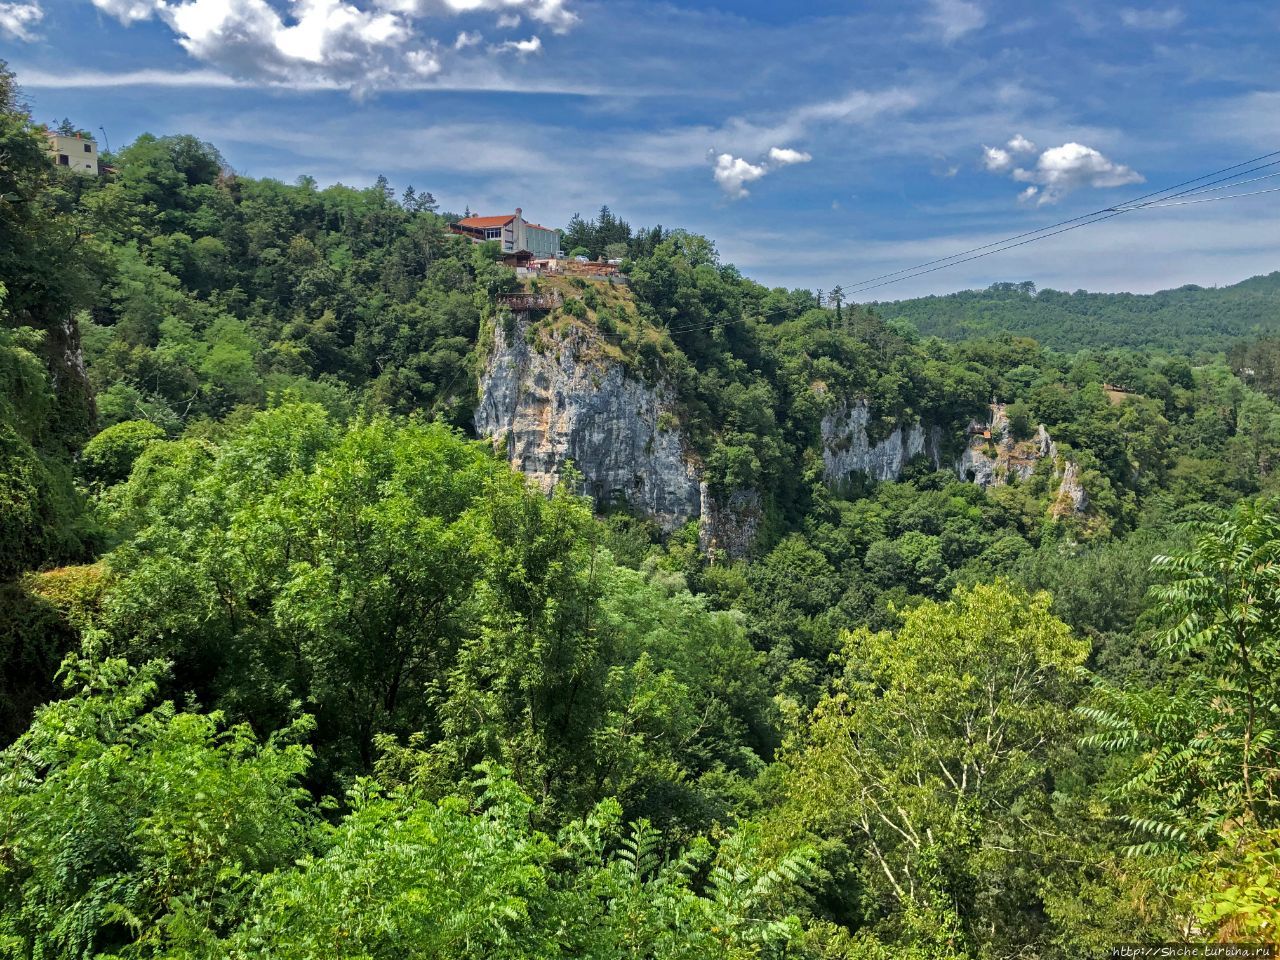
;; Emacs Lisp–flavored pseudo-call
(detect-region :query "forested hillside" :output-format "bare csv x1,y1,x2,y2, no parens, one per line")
877,274,1280,354
2,60,1279,957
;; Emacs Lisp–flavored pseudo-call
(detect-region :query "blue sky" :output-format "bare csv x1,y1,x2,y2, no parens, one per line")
4,0,1279,298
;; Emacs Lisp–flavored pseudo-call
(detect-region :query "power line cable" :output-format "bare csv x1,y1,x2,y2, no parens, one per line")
845,160,1280,298
832,149,1280,292
1126,185,1280,208
556,148,1280,341
1130,167,1280,201
845,209,1128,298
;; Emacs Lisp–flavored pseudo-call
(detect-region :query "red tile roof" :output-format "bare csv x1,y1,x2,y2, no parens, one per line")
456,214,515,228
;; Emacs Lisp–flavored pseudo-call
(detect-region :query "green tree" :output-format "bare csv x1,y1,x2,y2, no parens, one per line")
1081,499,1280,933
782,583,1090,955
0,658,314,956
234,767,812,960
79,419,166,486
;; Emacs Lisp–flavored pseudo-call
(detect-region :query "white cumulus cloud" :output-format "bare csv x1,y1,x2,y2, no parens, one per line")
768,146,812,166
496,12,520,28
86,0,579,91
982,138,1144,205
982,145,1012,171
984,134,1035,171
405,48,441,74
713,153,769,199
713,145,812,199
1007,133,1036,153
0,1,42,40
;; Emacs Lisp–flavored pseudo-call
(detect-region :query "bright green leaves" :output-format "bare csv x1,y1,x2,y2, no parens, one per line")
97,404,772,834
101,405,501,770
782,583,1089,955
79,419,166,487
232,767,560,960
1080,498,1280,935
0,657,315,957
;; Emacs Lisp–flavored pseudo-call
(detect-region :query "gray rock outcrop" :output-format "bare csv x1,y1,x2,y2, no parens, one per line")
958,404,1056,488
820,399,942,485
1052,459,1090,516
475,313,701,532
698,484,762,560
958,403,1089,516
477,316,1091,549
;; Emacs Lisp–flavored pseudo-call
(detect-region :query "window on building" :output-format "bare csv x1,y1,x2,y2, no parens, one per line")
57,154,69,166
485,228,502,239
84,143,92,153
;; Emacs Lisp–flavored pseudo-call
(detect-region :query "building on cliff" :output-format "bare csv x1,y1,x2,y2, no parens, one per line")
451,208,561,259
43,130,99,175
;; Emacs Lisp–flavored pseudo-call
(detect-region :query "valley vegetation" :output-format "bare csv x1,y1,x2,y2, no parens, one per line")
2,61,1279,957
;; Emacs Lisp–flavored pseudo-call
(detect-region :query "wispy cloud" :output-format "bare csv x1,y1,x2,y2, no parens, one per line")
10,62,620,95
1118,6,1185,29
14,66,250,88
0,1,42,40
924,0,985,43
375,0,576,34
493,35,541,54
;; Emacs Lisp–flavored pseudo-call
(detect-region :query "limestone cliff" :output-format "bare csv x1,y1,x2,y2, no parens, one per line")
475,312,701,532
477,316,1089,549
820,399,942,486
1051,460,1090,517
958,404,1055,488
959,403,1089,515
698,484,762,560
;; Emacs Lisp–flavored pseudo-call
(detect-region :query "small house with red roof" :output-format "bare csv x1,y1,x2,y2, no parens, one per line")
450,208,561,259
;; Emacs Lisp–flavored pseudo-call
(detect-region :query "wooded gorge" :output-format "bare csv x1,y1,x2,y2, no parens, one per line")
2,62,1279,957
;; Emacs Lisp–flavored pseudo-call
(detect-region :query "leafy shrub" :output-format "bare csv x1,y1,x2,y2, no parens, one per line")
80,419,166,486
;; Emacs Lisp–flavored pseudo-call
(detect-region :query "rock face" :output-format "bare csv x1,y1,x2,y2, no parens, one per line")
820,400,942,486
1052,459,1090,516
698,484,762,560
475,313,701,532
477,317,1090,549
958,404,1055,488
958,403,1088,515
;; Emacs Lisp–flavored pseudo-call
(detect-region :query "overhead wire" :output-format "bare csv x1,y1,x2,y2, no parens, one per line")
830,149,1280,293
548,148,1280,343
1131,167,1280,201
1126,185,1280,208
845,157,1280,297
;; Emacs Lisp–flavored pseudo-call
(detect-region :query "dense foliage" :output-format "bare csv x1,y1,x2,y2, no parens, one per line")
878,275,1280,354
2,60,1279,956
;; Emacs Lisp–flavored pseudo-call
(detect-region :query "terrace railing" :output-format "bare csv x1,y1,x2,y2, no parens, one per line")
497,291,564,312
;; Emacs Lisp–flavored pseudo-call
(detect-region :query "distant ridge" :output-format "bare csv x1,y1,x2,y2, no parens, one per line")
875,271,1280,354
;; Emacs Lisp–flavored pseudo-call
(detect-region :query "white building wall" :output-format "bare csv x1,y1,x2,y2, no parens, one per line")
46,133,99,175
